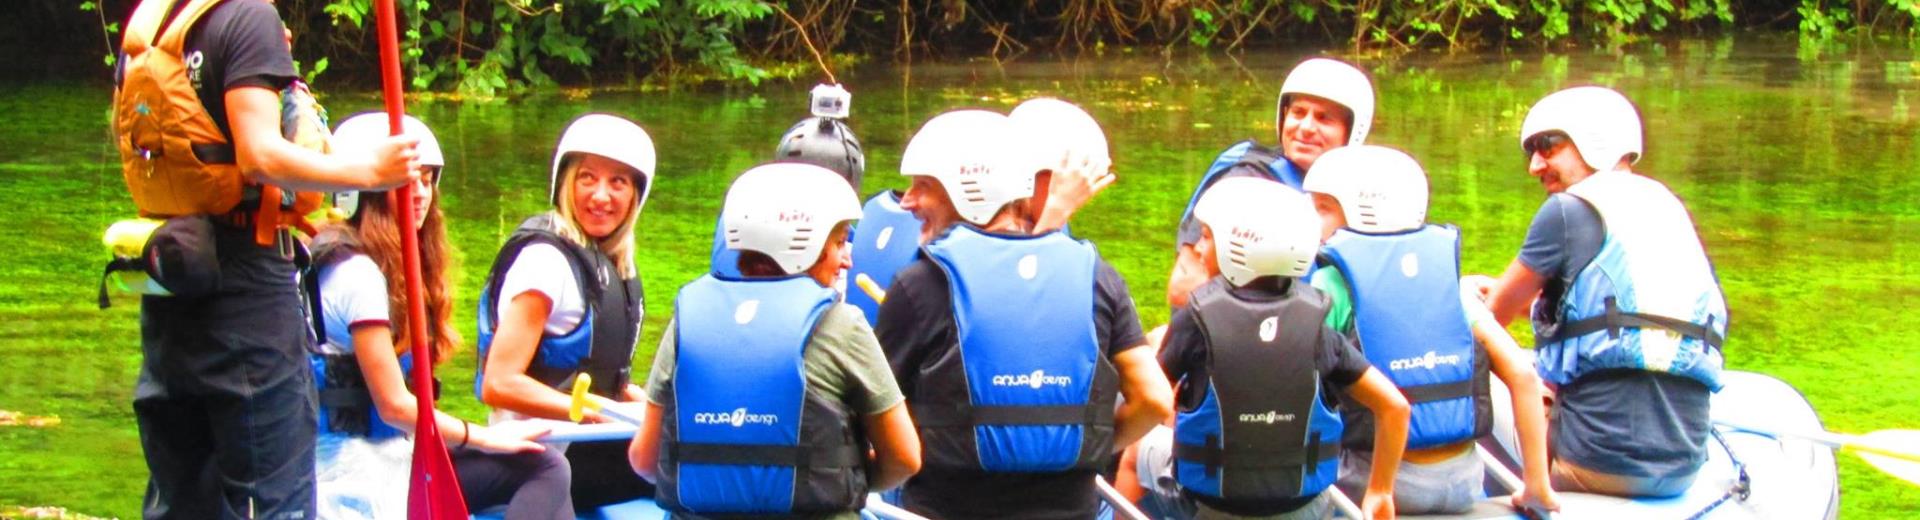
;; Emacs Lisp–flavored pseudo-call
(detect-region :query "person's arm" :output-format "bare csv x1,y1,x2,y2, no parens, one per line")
1486,259,1547,327
479,291,601,421
1032,151,1115,233
863,404,921,491
1476,318,1560,512
629,402,665,482
223,86,417,192
1165,244,1209,309
350,325,544,453
1344,367,1409,520
1112,346,1174,452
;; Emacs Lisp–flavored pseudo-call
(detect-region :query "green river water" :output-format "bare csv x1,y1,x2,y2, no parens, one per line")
1,37,1916,518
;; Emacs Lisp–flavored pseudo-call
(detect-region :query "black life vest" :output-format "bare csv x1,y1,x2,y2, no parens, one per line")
475,214,643,399
1173,277,1343,502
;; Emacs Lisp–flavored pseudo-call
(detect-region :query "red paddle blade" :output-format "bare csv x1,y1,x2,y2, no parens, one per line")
409,417,469,519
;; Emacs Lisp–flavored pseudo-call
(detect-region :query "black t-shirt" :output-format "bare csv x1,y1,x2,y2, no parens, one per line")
1157,278,1373,515
1517,192,1713,478
117,0,296,140
874,239,1148,520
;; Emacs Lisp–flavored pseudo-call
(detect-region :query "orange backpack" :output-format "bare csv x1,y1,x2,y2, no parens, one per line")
114,0,322,246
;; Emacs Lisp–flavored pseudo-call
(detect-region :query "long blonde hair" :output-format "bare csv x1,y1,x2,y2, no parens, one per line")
549,156,640,277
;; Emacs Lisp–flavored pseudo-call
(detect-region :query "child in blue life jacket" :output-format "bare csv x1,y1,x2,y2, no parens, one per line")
628,163,920,518
1125,176,1410,520
1302,145,1560,515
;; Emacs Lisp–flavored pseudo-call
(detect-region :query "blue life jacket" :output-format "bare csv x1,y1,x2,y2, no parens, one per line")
475,214,643,399
1178,140,1304,228
1535,171,1728,390
1174,277,1343,501
846,191,922,327
915,226,1116,473
707,211,743,280
657,275,866,514
303,237,433,441
1320,225,1491,450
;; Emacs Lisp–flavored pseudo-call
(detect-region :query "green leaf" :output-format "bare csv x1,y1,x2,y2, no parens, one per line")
79,1,96,12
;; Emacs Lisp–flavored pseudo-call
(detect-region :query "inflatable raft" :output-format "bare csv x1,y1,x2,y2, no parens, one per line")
478,371,1837,520
1426,370,1840,519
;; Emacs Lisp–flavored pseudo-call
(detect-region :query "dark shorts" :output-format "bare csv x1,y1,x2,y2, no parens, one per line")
136,226,317,520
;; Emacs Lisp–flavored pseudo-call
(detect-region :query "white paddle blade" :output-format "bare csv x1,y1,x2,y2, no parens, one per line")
1857,430,1920,485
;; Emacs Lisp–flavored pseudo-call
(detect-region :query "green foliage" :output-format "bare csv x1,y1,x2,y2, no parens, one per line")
79,1,120,68
269,0,1920,89
319,0,772,96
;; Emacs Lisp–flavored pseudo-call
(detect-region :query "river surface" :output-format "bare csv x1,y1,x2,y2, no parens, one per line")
0,36,1915,517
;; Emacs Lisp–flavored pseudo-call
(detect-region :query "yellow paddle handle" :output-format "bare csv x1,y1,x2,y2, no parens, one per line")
855,273,886,304
568,374,598,423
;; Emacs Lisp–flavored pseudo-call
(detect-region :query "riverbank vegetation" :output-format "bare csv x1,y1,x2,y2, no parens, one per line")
19,0,1920,95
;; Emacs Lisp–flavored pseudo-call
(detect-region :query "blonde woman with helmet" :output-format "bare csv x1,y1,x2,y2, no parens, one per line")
474,113,657,509
1475,86,1728,499
311,112,571,519
875,109,1172,519
1122,176,1408,520
1304,145,1558,515
1166,57,1376,310
629,164,920,517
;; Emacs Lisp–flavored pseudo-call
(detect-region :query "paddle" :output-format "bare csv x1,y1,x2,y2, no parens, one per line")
855,272,887,304
566,373,644,425
1716,419,1920,485
372,0,468,517
1093,476,1149,520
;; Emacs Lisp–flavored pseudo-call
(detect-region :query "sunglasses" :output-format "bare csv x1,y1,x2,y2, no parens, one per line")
1523,132,1571,158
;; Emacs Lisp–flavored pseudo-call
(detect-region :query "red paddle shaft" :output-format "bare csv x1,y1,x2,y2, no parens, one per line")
372,0,469,517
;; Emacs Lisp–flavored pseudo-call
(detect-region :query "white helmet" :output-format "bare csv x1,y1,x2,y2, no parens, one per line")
1301,145,1429,234
1277,58,1375,146
550,113,657,210
330,112,443,218
1519,86,1643,172
721,163,862,275
1008,97,1110,176
898,109,1028,226
1192,177,1322,286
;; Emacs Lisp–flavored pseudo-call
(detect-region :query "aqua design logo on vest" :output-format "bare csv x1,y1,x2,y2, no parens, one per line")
992,369,1073,389
693,407,780,427
1388,351,1462,372
1238,411,1297,424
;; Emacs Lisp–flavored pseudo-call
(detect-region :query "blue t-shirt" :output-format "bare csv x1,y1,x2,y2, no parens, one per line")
1519,193,1712,479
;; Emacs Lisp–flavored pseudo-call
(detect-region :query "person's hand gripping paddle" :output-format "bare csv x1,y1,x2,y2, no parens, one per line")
375,0,468,517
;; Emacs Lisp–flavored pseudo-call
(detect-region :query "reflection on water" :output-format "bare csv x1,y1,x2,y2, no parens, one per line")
0,35,1913,517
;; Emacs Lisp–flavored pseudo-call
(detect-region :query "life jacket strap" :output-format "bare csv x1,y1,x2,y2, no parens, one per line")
1399,379,1475,405
664,442,863,468
1555,297,1725,351
1174,435,1339,472
911,403,1111,427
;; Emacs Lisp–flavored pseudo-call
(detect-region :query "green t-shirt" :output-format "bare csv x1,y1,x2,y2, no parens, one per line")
1307,267,1492,337
645,302,906,417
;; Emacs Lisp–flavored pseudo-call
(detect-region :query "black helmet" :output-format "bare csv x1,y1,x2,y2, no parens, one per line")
774,117,865,189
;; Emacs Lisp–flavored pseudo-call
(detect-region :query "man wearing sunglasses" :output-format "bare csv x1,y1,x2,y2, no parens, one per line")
1473,86,1729,499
